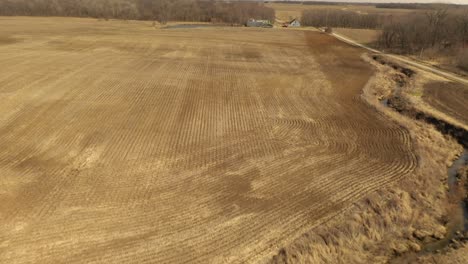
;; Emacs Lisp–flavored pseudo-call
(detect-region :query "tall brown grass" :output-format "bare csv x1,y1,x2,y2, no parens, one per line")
270,55,464,263
457,49,468,71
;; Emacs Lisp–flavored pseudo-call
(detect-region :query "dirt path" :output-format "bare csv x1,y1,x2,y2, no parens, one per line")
330,32,468,86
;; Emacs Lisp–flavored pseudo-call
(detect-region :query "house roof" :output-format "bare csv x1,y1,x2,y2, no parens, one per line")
288,18,299,24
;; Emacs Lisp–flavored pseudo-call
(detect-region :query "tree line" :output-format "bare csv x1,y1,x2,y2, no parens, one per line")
299,8,468,53
378,9,468,53
379,9,468,70
375,3,455,10
0,0,275,24
301,9,383,29
300,7,468,70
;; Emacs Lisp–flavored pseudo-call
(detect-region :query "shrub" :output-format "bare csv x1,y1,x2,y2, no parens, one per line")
456,49,468,71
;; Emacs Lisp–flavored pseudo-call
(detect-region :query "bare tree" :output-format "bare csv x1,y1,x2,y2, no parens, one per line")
301,9,382,29
456,12,468,48
0,0,274,25
425,9,449,47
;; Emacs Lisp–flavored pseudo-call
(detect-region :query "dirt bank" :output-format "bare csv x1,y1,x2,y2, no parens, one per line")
371,55,468,262
424,82,468,125
270,54,467,263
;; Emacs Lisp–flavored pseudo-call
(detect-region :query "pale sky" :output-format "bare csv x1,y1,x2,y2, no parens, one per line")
299,0,468,4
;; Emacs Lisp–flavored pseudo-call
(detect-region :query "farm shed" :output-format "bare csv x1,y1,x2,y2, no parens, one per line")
288,18,301,27
246,19,272,28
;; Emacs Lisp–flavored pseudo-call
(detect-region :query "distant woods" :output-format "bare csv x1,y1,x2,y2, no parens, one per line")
301,7,468,69
0,0,275,24
378,10,468,53
379,9,468,71
301,9,382,29
375,3,454,10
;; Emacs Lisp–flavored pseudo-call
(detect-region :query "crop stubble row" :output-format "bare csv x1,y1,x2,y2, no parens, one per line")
0,18,416,263
423,81,468,125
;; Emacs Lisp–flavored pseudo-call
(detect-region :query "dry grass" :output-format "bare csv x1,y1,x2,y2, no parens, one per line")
417,245,468,263
0,35,18,45
398,69,468,132
0,17,419,263
457,49,468,71
333,28,381,45
424,81,468,125
270,54,464,263
267,3,426,21
407,49,468,78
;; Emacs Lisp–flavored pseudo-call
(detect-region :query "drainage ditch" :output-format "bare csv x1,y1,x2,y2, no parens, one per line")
373,55,468,255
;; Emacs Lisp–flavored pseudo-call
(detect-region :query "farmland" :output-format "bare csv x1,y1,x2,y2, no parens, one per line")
424,82,468,125
267,2,424,21
0,17,420,263
332,28,381,45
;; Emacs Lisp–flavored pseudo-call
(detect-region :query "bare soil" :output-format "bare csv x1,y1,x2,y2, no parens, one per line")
0,17,418,263
0,35,18,45
333,28,381,46
270,54,465,264
424,82,468,125
267,3,424,21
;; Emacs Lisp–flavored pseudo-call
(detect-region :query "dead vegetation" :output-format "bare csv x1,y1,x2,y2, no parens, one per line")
0,17,421,263
332,28,381,46
0,0,275,25
270,54,467,263
424,82,468,125
0,35,18,45
457,50,468,71
267,2,423,22
301,9,383,29
1,15,466,263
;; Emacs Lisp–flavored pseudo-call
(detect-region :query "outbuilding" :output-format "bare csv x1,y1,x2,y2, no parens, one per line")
246,19,273,28
288,18,301,27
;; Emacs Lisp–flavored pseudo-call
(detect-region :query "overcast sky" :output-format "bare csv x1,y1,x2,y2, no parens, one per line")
299,0,468,4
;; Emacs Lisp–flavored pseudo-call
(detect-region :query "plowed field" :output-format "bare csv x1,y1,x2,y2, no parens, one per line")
424,82,468,125
0,17,416,263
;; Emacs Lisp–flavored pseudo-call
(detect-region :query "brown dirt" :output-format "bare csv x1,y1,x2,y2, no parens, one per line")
267,2,427,21
0,35,18,45
0,17,416,263
424,82,468,125
269,54,463,264
333,28,381,46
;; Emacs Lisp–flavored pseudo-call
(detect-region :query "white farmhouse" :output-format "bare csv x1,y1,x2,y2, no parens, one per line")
288,19,301,27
